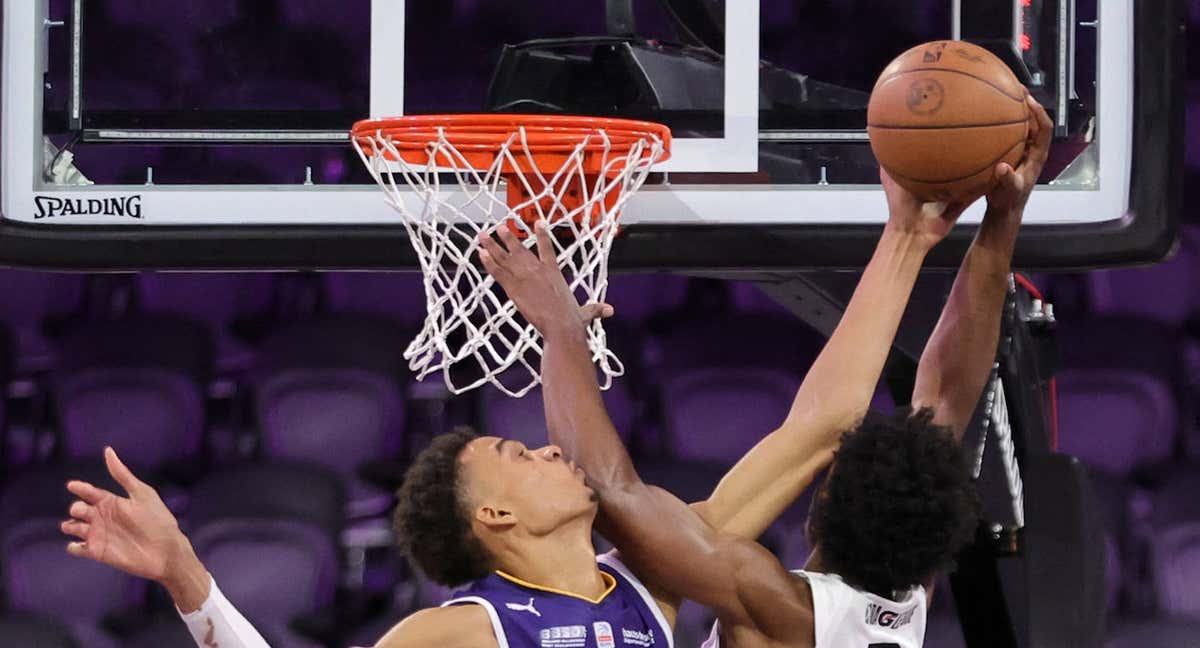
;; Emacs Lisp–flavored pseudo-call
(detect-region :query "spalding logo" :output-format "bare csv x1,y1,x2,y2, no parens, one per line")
34,195,143,220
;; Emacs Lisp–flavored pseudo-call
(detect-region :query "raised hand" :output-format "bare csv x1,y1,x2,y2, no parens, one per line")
986,94,1054,220
478,222,612,337
880,169,978,250
63,448,197,585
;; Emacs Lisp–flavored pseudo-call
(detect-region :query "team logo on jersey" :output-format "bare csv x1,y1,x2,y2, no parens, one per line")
506,598,542,617
621,628,655,646
539,625,587,648
865,603,915,629
593,621,615,648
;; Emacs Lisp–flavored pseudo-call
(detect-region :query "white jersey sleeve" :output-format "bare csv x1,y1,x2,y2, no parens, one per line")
176,575,273,648
701,570,927,648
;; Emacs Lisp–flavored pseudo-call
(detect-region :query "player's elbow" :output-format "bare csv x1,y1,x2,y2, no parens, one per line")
584,461,643,495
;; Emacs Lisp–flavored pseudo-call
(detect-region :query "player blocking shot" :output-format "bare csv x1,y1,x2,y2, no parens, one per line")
481,93,1054,648
58,93,1050,648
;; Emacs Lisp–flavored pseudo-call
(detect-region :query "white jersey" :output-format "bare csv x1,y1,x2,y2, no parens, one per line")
701,570,927,648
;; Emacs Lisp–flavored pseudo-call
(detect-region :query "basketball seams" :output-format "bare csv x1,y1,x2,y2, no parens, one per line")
874,67,1027,104
867,117,1030,131
880,136,1026,185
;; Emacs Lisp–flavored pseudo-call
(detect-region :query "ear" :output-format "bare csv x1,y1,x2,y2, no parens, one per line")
475,505,518,530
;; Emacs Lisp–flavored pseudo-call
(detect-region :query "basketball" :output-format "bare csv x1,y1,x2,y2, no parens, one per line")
868,41,1031,203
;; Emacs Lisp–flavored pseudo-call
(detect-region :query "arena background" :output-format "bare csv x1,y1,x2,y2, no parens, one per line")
0,1,1196,646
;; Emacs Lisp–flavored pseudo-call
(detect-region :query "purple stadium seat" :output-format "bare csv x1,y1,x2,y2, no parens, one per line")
1055,317,1183,477
0,521,138,648
660,367,797,462
52,315,211,470
255,372,401,514
253,318,407,513
1149,468,1200,617
1086,229,1200,325
136,272,275,373
55,370,205,469
0,613,79,648
191,520,334,648
1055,369,1177,476
1107,619,1200,648
258,368,404,478
0,461,148,647
479,373,636,449
0,270,84,372
322,273,428,326
187,462,344,648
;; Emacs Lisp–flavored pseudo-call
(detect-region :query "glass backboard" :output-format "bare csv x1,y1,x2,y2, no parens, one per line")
0,0,1185,271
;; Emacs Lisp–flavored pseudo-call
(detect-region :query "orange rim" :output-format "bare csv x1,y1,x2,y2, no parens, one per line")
352,114,672,173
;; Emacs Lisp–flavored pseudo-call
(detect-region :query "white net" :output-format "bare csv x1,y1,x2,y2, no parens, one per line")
353,122,668,397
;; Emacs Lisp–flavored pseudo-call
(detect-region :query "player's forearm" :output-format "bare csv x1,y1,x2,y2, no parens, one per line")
912,206,1019,437
541,322,639,491
785,225,930,430
160,536,211,614
701,226,929,537
163,538,273,648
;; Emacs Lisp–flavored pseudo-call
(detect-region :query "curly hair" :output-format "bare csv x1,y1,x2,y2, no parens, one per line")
393,427,493,586
809,407,981,597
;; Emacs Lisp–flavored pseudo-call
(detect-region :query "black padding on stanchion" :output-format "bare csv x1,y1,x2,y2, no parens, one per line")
1021,453,1107,648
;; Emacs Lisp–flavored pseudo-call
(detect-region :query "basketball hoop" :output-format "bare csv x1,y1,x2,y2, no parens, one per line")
352,114,671,397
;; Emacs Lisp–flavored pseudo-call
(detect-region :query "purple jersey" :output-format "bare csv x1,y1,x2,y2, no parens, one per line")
442,552,673,648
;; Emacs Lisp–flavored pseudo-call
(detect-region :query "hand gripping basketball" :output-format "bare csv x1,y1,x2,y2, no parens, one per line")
986,95,1054,217
880,168,975,249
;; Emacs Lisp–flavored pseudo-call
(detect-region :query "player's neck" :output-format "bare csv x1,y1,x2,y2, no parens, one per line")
495,517,608,601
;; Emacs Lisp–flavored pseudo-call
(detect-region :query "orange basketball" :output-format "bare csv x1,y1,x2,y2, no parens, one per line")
868,41,1030,203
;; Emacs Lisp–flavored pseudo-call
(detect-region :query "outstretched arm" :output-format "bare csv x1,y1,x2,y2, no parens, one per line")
698,175,975,539
478,225,815,644
65,450,500,648
911,96,1054,437
64,448,271,648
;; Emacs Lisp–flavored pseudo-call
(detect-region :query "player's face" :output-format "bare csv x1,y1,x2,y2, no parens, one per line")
459,436,597,535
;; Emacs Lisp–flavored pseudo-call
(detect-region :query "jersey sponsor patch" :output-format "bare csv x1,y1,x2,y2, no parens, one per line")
621,628,655,646
593,621,615,648
865,603,916,630
540,625,587,648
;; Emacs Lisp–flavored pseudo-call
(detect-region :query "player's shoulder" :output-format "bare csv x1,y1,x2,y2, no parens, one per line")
372,604,498,648
599,550,681,627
